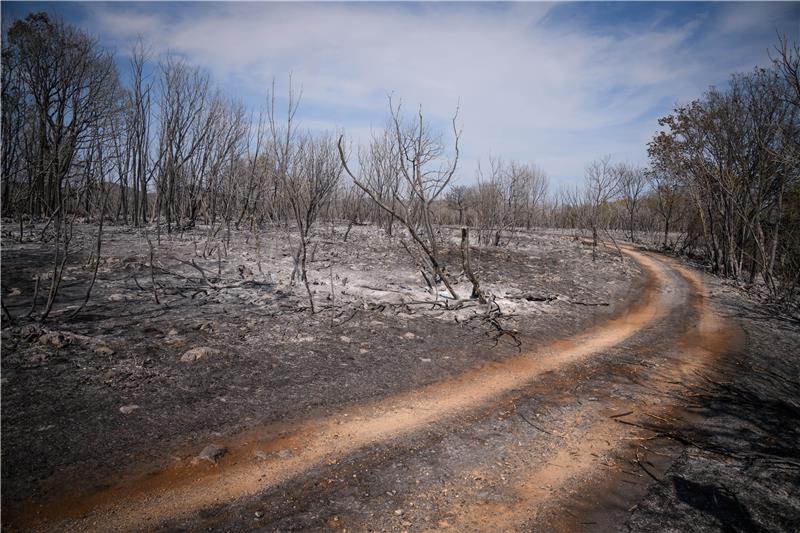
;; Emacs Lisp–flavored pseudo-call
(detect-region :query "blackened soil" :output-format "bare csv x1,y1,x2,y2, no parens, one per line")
625,280,800,533
1,224,640,524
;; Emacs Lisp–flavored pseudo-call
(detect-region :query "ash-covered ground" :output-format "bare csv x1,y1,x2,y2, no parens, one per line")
1,223,639,509
2,223,798,533
625,274,800,533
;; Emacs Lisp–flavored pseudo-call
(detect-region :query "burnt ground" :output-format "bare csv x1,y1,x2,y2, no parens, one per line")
1,223,639,525
625,280,800,532
1,223,798,532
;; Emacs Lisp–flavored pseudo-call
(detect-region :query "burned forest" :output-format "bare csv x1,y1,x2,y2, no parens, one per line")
2,5,800,533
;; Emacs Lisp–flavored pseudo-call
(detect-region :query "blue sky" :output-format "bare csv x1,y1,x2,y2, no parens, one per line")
2,1,799,188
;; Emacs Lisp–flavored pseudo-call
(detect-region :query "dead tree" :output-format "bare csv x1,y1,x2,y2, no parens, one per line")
338,97,462,300
3,12,119,219
153,57,211,235
460,228,486,303
126,41,153,226
446,185,469,226
267,80,341,313
3,13,119,321
649,168,683,250
617,163,648,242
584,156,620,260
474,157,513,246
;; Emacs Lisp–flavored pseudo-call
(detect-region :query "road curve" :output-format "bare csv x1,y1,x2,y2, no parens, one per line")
426,253,733,532
11,247,727,532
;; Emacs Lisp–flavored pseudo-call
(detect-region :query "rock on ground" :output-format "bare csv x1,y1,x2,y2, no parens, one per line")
180,347,221,363
198,444,227,464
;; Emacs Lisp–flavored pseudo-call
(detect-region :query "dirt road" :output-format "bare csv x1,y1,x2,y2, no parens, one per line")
8,247,735,531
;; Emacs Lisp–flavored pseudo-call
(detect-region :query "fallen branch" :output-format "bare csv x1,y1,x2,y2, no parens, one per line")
569,300,610,306
610,410,634,419
358,285,402,294
517,411,555,435
506,293,558,302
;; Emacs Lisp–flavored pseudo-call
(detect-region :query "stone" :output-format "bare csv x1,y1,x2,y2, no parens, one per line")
238,265,254,280
198,444,227,464
180,347,221,363
39,331,69,348
18,324,44,341
254,450,268,461
119,405,140,414
94,345,115,356
38,330,91,348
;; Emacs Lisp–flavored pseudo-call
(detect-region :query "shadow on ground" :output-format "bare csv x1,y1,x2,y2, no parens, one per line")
626,307,800,532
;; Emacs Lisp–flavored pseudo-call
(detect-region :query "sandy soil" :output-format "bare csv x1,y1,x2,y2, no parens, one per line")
2,224,798,532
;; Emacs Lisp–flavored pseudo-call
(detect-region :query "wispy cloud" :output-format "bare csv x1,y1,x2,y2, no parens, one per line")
10,1,799,186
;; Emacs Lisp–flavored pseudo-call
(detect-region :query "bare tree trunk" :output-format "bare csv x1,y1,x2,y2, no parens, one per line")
71,185,110,318
461,227,486,303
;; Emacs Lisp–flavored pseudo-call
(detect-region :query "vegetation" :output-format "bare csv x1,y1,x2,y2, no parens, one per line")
2,13,798,318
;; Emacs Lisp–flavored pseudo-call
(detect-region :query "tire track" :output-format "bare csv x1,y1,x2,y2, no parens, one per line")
14,248,672,532
416,254,734,532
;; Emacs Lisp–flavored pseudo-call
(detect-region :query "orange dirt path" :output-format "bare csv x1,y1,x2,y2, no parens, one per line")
15,248,673,532
427,255,734,532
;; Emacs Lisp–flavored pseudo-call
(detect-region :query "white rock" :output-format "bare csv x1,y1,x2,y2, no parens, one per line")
38,331,69,348
198,443,227,464
180,347,221,363
94,345,114,356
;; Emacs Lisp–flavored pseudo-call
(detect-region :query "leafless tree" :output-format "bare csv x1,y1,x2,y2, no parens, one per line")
649,168,683,250
2,13,120,321
3,13,119,218
584,156,620,260
266,81,341,312
445,185,469,226
617,163,648,242
339,97,462,299
473,157,511,246
153,56,212,235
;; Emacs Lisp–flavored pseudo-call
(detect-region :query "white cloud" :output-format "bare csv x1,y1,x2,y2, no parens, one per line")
84,2,797,186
